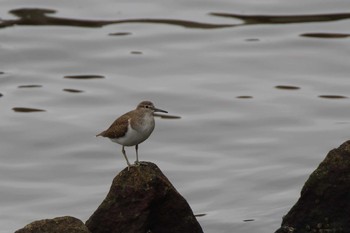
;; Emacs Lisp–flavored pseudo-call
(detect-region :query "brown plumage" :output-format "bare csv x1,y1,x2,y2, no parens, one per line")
96,112,130,139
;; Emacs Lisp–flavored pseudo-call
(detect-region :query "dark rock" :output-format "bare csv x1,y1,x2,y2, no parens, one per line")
86,162,203,233
275,141,350,233
15,216,90,233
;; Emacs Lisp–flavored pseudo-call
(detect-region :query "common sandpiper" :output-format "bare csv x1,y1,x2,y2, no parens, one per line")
96,101,168,170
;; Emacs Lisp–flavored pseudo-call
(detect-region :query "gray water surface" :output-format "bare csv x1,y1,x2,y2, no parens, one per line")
1,0,350,232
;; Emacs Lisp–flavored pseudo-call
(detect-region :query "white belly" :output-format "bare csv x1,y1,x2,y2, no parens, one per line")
111,119,155,146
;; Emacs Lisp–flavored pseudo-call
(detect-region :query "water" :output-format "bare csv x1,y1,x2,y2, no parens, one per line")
1,0,350,232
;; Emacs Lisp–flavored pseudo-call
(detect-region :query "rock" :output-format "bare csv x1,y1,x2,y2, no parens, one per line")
15,216,90,233
86,162,203,233
275,140,350,233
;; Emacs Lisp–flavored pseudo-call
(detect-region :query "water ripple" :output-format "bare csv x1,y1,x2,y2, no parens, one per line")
12,107,46,113
0,8,233,30
210,12,350,25
275,85,301,90
62,88,84,93
64,75,105,80
300,32,350,39
2,8,349,33
318,95,348,99
18,85,43,88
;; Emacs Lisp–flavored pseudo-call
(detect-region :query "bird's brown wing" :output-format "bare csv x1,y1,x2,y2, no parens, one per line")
96,113,130,139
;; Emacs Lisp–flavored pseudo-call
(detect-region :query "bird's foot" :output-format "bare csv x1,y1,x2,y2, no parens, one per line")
134,161,148,166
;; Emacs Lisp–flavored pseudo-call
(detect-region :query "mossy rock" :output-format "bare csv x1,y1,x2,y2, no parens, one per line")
276,141,350,233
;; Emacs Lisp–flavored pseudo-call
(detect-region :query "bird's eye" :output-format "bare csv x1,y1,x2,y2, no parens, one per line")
145,105,149,108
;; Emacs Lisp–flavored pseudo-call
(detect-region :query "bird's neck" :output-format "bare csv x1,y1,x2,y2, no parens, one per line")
131,111,154,130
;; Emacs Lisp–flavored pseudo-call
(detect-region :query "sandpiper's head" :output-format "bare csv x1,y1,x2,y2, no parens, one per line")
137,101,168,113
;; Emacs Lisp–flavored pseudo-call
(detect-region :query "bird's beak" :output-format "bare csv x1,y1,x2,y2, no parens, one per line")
153,107,168,113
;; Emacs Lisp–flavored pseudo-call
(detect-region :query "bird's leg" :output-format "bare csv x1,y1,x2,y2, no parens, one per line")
122,146,131,170
135,144,140,165
135,145,148,166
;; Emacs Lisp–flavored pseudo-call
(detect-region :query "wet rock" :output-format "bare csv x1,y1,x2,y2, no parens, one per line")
15,216,90,233
86,162,203,233
275,141,350,233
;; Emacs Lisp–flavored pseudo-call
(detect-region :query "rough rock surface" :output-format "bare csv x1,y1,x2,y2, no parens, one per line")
86,162,203,233
15,216,90,233
275,141,350,233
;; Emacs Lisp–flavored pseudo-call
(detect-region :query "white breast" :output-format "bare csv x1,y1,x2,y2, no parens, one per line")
111,117,155,146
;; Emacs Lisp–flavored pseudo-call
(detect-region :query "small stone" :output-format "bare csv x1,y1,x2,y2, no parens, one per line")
15,216,90,233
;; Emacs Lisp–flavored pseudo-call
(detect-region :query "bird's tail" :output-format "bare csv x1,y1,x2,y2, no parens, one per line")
96,131,105,137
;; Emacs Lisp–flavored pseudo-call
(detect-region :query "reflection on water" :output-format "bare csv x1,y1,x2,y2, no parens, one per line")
12,107,46,112
210,12,350,25
18,85,43,88
194,213,207,218
3,8,350,31
0,8,232,29
236,96,253,99
300,33,350,39
275,85,300,90
64,75,105,80
62,88,84,93
153,113,181,119
130,51,143,55
318,95,348,99
108,32,132,36
245,38,260,42
243,219,255,222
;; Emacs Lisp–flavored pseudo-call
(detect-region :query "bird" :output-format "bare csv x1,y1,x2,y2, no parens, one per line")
96,101,168,170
